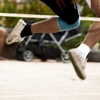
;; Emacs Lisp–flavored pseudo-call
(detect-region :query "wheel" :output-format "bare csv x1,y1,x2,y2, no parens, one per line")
22,50,34,62
61,51,70,63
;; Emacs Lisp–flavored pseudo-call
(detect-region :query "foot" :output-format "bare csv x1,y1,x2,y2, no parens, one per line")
68,48,87,80
6,19,26,45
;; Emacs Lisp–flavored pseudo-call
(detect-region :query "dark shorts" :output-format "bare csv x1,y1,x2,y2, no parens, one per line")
40,0,79,24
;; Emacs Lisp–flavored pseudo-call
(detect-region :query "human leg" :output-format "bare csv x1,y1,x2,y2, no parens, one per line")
69,0,100,60
68,0,100,80
6,16,80,44
6,0,80,44
29,17,61,34
25,16,80,35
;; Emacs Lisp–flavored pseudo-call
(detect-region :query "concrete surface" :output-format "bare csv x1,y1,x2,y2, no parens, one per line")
0,59,100,100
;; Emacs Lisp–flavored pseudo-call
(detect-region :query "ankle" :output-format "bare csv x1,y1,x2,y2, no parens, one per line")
21,24,32,37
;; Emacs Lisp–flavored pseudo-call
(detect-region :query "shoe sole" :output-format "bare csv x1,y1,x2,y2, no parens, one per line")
68,50,86,80
6,19,26,45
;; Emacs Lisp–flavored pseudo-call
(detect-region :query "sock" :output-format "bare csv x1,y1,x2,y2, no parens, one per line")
21,24,32,37
77,43,90,59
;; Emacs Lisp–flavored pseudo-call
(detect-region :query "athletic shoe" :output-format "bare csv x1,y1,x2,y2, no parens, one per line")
6,19,26,45
68,48,87,80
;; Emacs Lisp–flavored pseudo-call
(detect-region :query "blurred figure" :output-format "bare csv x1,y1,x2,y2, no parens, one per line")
0,27,7,60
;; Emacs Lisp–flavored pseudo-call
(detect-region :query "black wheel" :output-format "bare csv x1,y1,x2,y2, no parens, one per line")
61,51,70,63
22,50,34,62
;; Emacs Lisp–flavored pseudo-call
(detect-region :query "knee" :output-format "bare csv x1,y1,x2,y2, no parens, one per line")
57,17,80,31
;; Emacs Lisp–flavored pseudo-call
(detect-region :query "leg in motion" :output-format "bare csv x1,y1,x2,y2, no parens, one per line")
68,0,100,80
6,0,80,44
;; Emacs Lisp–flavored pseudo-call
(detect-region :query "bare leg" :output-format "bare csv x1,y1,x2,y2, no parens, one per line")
83,0,100,49
83,21,100,49
31,17,60,34
5,17,63,45
67,0,100,80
